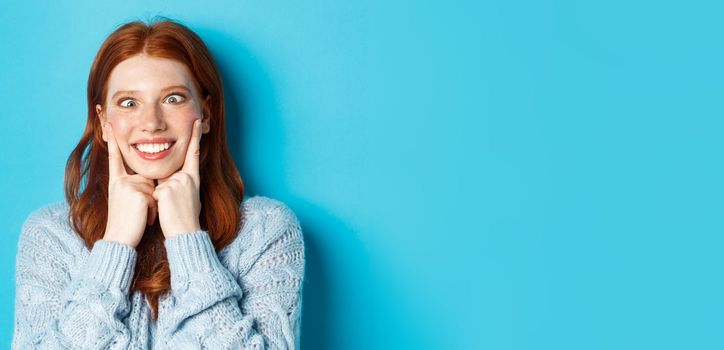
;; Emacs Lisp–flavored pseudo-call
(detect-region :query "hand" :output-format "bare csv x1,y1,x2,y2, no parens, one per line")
103,122,157,248
153,119,203,239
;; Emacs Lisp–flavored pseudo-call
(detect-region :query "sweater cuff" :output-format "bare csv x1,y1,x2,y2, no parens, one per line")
164,231,221,284
83,240,137,293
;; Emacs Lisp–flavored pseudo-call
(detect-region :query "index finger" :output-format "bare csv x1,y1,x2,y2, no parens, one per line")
105,122,127,181
181,118,202,185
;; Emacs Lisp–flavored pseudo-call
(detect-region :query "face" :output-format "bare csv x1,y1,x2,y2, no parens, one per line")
97,54,210,180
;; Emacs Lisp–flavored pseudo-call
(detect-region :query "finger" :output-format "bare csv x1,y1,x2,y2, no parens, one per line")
126,177,156,225
156,172,185,187
156,173,171,186
152,185,164,201
130,184,157,208
128,175,156,192
105,123,128,181
143,192,157,226
121,180,155,198
132,182,156,196
181,119,202,185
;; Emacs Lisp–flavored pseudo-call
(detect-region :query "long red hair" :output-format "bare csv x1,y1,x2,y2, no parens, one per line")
64,18,245,320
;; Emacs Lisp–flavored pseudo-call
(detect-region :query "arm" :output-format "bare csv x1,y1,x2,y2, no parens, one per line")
12,214,137,349
157,204,305,349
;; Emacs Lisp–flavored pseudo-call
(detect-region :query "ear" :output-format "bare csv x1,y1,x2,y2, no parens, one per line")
96,104,107,142
201,95,211,134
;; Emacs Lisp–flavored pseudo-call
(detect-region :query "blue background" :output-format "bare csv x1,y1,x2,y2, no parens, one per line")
1,1,723,349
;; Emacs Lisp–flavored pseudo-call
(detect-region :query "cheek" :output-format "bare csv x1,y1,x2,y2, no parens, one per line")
107,115,134,145
173,108,202,134
176,106,201,122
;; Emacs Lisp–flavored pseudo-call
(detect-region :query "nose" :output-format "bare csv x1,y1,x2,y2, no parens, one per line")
139,103,166,132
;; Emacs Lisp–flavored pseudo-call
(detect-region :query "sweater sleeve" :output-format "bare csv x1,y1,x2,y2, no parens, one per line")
12,211,137,349
157,204,305,349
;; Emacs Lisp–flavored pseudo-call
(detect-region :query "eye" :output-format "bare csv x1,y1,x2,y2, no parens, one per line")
165,93,186,104
118,98,136,108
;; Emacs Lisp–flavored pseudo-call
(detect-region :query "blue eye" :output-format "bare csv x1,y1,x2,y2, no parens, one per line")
165,93,186,104
119,98,135,108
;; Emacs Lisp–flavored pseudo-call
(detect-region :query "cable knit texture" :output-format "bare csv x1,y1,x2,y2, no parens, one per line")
12,195,305,349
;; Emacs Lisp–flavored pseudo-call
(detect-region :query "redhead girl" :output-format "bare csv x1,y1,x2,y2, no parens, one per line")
13,18,305,349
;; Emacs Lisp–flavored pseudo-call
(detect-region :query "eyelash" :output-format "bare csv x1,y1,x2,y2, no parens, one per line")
117,92,187,108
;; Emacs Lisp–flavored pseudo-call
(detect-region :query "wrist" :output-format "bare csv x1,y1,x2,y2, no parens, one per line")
102,233,139,248
162,224,202,239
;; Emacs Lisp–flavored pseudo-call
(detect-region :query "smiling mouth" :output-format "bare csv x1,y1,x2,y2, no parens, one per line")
133,142,175,154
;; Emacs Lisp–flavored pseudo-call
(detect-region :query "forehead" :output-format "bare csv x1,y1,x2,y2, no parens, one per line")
106,54,197,95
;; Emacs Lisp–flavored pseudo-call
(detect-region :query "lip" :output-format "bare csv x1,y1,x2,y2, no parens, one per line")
131,137,175,145
133,141,176,160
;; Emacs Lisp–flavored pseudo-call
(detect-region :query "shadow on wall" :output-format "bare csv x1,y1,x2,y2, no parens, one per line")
196,27,333,349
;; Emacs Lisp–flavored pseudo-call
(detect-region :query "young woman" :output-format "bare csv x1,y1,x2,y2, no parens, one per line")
13,18,305,349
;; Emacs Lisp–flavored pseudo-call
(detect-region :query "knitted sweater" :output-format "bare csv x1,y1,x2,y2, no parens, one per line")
12,195,305,349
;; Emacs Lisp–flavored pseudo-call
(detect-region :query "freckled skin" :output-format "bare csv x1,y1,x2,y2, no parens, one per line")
96,54,210,180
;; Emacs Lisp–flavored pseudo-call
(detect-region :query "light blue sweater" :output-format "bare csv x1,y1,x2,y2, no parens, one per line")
12,195,305,349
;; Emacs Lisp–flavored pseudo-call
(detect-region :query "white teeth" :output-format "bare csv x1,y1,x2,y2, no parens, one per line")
136,142,171,154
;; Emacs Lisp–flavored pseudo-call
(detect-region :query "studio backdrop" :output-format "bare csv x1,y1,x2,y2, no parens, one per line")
1,1,723,349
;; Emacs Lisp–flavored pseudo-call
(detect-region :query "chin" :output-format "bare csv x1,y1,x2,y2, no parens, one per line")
130,167,179,180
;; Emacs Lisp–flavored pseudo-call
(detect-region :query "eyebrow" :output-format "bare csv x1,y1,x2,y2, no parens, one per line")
111,85,191,100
